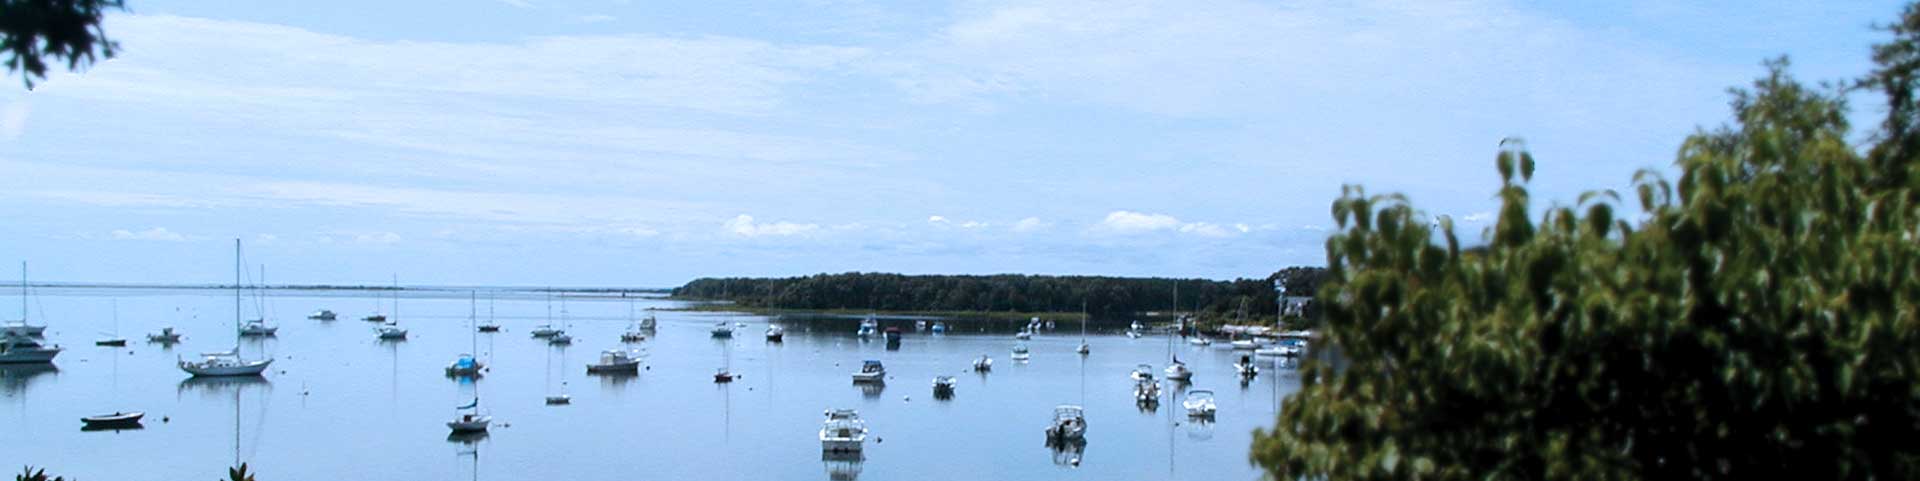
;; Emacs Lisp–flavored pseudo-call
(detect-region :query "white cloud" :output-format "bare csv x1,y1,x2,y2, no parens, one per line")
1178,222,1231,238
1234,223,1251,233
1098,210,1181,232
110,227,187,241
1461,211,1493,222
498,0,533,8
578,14,616,24
1011,217,1050,232
725,215,818,237
928,215,988,229
0,101,26,141
353,232,402,244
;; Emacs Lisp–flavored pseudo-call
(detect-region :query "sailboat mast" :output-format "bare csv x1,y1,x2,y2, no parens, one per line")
234,239,242,343
18,262,25,322
469,291,478,353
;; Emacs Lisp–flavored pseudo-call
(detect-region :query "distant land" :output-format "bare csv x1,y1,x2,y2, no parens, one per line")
17,282,675,294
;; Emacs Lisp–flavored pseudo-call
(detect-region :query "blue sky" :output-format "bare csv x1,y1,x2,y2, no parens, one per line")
0,0,1903,287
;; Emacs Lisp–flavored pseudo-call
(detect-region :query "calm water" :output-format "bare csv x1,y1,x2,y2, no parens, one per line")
0,287,1296,480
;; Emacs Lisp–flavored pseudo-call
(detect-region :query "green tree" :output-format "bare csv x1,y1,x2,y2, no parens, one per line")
1252,11,1920,480
2,0,125,88
14,466,66,481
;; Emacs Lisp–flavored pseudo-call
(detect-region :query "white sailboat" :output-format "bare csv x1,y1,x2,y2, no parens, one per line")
94,299,127,346
179,240,272,377
237,265,278,337
447,397,490,433
1076,302,1090,355
620,298,647,342
375,275,407,340
1,262,47,338
446,292,486,377
476,293,500,332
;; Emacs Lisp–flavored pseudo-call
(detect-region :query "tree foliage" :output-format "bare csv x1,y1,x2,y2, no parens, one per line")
675,270,1325,322
1253,13,1920,480
1,0,124,88
14,466,65,481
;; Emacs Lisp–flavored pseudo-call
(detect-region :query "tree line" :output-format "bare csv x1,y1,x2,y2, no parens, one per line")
673,268,1325,323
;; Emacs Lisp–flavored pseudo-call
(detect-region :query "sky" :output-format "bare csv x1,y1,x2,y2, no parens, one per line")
0,0,1905,287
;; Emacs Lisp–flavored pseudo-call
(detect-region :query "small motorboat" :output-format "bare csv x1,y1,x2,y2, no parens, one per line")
714,367,736,383
638,312,658,330
931,322,948,334
1164,358,1193,382
308,310,336,321
1234,355,1259,378
820,409,868,452
1183,390,1217,418
1231,338,1259,350
1133,378,1161,404
238,319,278,337
547,331,573,345
445,354,485,377
1130,364,1156,382
852,360,885,383
621,329,648,343
765,325,785,342
856,315,878,338
1188,336,1213,346
95,337,127,347
586,348,642,374
529,324,561,337
1044,404,1088,441
362,314,387,323
0,334,62,363
146,326,183,344
376,323,408,340
1076,342,1090,355
932,376,956,398
1,320,46,338
915,320,928,331
476,323,501,333
1010,343,1031,362
81,411,144,428
1129,320,1146,332
972,354,993,372
711,321,734,338
545,394,571,405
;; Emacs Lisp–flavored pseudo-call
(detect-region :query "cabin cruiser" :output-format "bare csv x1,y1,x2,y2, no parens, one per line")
529,324,561,337
547,331,573,345
711,321,734,338
1044,405,1088,441
1011,343,1031,362
852,360,885,383
1183,390,1217,418
1164,357,1193,382
915,320,928,331
238,319,278,337
1130,363,1156,382
932,376,956,398
179,349,270,377
445,354,485,377
146,326,183,344
765,324,785,342
376,323,408,340
972,354,993,372
0,321,46,338
856,315,878,338
1235,354,1259,378
0,334,60,363
931,322,948,334
820,409,869,452
308,310,336,321
1133,378,1161,404
586,349,642,374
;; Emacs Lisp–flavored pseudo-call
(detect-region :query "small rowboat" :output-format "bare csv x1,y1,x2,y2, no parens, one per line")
81,411,144,427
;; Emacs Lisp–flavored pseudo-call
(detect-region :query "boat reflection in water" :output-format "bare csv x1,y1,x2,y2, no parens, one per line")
857,381,885,399
0,364,57,396
1185,417,1216,441
822,451,864,481
80,419,145,433
1047,437,1087,468
176,375,271,400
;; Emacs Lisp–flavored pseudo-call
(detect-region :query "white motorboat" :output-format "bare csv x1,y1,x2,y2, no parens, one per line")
0,334,61,363
1183,390,1217,418
447,397,490,433
146,326,183,344
308,310,336,321
1130,320,1147,332
81,411,144,428
239,319,278,337
1188,336,1213,346
820,409,868,452
376,323,408,340
711,321,734,338
1130,363,1156,382
972,354,993,372
1234,354,1259,378
180,240,272,377
180,348,271,376
1076,342,1090,355
1010,343,1031,362
765,324,785,342
932,376,956,398
1231,339,1259,350
587,348,642,374
1044,404,1087,441
1133,378,1161,404
915,320,928,331
1164,358,1193,382
851,360,885,383
547,331,573,345
856,315,878,338
530,325,560,338
931,322,948,334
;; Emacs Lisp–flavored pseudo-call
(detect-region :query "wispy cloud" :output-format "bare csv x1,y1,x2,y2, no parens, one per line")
1011,217,1050,233
578,14,615,24
111,227,188,241
725,215,819,237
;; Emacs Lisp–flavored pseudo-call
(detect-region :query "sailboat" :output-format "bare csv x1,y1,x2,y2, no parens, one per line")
544,341,570,405
476,293,500,332
714,332,736,383
1,262,47,338
620,298,647,343
446,292,486,377
375,275,408,340
237,266,278,337
447,397,490,433
1076,302,1090,355
95,299,127,346
179,240,272,377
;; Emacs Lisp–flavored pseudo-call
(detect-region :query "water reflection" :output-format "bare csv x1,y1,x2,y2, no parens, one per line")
80,422,145,433
0,364,57,396
857,381,884,399
821,451,863,481
1046,438,1087,467
177,376,272,398
1184,418,1215,441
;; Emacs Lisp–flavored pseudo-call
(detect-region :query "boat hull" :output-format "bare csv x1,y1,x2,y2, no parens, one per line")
179,359,272,377
82,412,144,425
587,361,640,374
851,372,884,383
447,417,491,433
821,438,864,452
0,348,61,363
